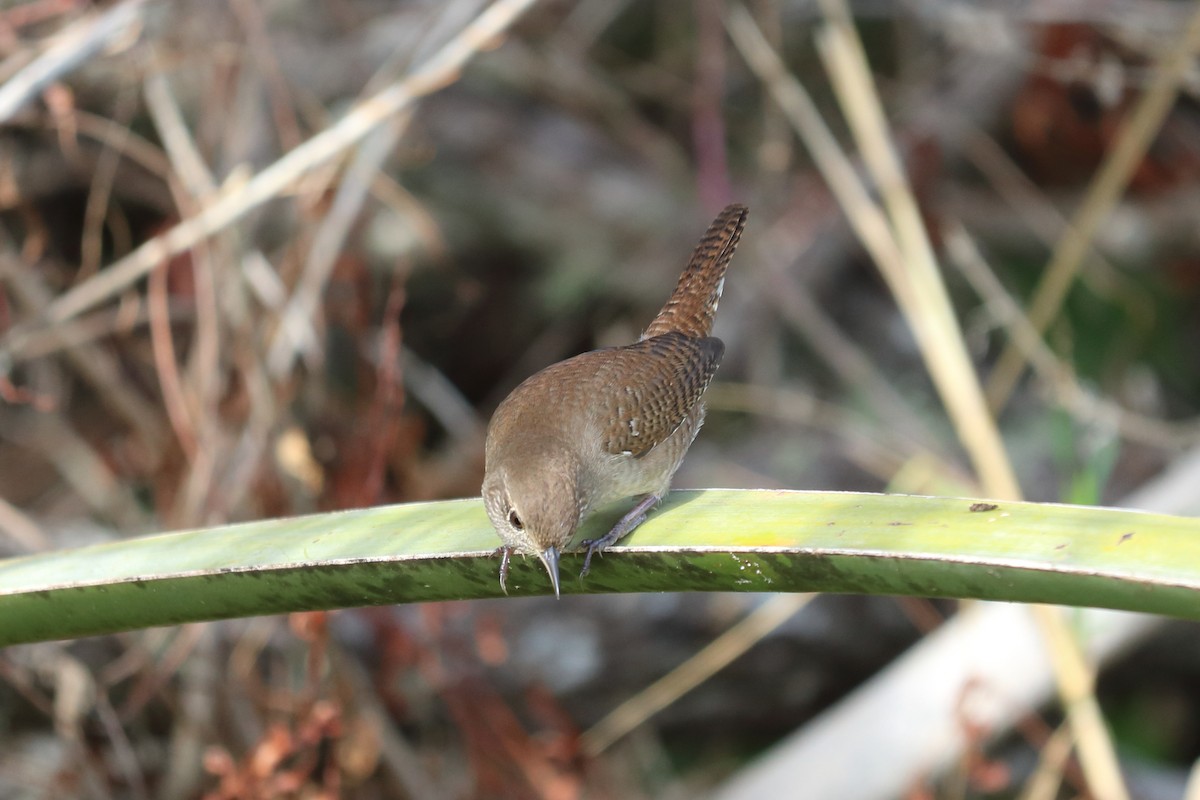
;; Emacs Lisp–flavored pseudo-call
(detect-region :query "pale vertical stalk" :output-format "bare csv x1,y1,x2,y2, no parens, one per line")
726,6,914,313
814,7,1019,499
813,2,1131,796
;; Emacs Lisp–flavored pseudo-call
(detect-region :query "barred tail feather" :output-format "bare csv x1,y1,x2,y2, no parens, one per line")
642,204,748,340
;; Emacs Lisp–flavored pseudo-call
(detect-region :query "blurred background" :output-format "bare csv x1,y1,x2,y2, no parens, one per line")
1,0,1199,798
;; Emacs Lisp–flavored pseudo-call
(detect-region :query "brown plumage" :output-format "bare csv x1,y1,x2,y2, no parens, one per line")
482,204,749,596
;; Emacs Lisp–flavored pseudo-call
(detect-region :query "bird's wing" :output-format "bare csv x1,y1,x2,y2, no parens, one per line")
598,331,724,458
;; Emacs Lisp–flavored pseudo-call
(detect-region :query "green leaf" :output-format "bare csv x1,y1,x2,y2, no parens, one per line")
0,490,1196,646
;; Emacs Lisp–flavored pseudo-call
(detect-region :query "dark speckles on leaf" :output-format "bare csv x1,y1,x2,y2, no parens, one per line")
969,502,999,512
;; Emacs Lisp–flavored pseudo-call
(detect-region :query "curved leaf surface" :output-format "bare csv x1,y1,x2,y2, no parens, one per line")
0,490,1196,645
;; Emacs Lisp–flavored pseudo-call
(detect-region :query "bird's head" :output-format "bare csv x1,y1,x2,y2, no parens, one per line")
482,450,584,599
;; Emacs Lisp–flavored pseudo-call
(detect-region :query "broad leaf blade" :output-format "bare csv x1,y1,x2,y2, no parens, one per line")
0,490,1196,646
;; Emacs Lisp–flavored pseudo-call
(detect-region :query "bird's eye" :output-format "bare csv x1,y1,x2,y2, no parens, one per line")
508,510,524,531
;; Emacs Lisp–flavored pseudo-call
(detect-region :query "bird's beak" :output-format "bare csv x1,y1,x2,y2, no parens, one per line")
538,546,561,599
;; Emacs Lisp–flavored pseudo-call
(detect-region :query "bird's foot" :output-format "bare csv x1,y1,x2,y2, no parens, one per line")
580,494,661,577
494,546,514,594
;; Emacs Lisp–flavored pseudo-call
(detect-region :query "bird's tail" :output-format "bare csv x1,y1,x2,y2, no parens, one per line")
642,204,748,340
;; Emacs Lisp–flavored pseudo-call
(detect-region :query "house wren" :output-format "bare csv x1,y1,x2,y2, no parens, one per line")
482,204,748,597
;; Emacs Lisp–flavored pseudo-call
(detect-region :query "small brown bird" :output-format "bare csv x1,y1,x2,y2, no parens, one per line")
482,204,748,597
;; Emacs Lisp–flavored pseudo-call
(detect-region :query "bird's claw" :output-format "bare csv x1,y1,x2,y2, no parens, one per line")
579,539,606,578
494,546,514,595
578,499,655,578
